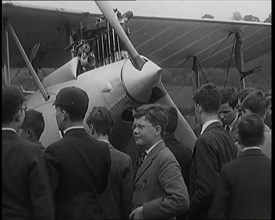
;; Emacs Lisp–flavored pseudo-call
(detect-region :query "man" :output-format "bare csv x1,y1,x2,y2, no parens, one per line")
44,86,111,220
86,106,133,219
241,89,271,158
18,109,46,153
130,104,190,219
163,106,192,190
188,83,237,219
218,88,239,142
2,85,54,220
209,113,271,219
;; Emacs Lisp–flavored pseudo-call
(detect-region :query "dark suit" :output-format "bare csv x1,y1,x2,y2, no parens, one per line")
2,130,54,220
163,133,192,190
188,121,237,219
132,140,190,219
100,142,133,219
44,128,111,220
209,149,271,219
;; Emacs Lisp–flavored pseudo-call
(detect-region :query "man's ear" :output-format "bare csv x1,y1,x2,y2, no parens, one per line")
88,124,95,135
27,128,36,141
154,125,161,137
14,110,21,122
195,103,202,113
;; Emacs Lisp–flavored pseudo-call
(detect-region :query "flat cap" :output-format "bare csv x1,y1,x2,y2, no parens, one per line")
2,85,26,116
53,86,89,118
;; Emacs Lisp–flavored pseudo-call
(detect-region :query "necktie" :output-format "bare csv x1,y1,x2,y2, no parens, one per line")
133,150,147,178
136,150,147,168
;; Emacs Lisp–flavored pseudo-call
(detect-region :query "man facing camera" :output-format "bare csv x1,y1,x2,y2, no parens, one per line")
130,104,190,219
44,86,111,220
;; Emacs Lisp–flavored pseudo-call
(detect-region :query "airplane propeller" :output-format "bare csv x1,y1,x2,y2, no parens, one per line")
95,1,146,71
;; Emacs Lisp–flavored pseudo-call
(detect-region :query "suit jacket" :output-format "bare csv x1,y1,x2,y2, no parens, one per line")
44,128,111,220
100,143,133,219
208,148,271,219
132,140,190,219
2,130,54,220
188,121,237,219
163,133,192,190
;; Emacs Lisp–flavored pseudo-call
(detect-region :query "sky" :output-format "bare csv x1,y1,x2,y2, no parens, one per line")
14,1,271,21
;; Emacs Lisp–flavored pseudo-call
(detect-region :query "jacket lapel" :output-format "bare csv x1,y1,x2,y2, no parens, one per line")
134,141,165,184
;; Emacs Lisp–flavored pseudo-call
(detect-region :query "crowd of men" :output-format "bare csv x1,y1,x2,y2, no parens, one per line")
2,83,271,219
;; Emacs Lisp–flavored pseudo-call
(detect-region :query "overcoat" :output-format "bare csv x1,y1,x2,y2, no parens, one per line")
44,128,111,220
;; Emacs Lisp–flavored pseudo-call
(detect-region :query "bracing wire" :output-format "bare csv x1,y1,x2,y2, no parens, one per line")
224,34,237,88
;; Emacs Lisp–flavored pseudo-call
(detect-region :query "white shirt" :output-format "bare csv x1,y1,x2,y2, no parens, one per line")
241,146,262,152
145,139,163,157
2,127,17,133
200,119,220,135
64,126,84,134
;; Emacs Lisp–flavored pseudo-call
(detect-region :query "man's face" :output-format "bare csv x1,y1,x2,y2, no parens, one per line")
219,103,236,125
132,116,158,149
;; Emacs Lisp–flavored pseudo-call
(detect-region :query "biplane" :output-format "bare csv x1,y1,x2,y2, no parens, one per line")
2,1,271,153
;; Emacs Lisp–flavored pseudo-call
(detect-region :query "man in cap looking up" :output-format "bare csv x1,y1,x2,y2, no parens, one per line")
2,85,54,220
44,86,111,220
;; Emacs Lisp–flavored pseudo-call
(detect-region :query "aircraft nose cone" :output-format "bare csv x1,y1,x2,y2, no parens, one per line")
121,57,161,103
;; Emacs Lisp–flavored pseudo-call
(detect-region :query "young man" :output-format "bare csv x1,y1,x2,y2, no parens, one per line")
130,104,190,219
18,109,46,153
209,113,271,219
188,83,237,219
241,89,271,158
218,88,239,142
44,86,111,220
2,85,54,220
86,106,133,219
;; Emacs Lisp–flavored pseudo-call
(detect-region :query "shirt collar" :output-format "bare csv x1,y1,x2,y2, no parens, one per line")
2,127,17,133
64,126,84,134
201,119,220,134
97,138,110,144
228,114,239,131
145,139,163,155
241,146,262,152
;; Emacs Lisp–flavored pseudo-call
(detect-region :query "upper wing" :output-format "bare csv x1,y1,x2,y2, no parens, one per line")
2,2,271,69
128,16,271,68
2,2,100,68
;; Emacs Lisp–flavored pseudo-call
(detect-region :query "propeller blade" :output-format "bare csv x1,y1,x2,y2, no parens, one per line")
95,1,146,71
150,83,197,151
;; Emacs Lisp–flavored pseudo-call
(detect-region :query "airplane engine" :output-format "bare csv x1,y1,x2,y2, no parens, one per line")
26,56,161,150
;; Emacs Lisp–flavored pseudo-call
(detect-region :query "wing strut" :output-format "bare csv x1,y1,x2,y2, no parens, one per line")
3,19,11,85
235,33,245,89
5,20,49,101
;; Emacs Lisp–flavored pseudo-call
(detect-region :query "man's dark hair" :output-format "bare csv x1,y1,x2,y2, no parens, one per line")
193,83,222,113
220,87,238,109
21,109,45,140
132,104,168,137
241,90,269,118
165,106,178,133
86,106,113,136
238,113,264,147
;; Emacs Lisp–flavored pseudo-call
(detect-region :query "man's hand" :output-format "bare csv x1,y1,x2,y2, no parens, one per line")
129,206,144,219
